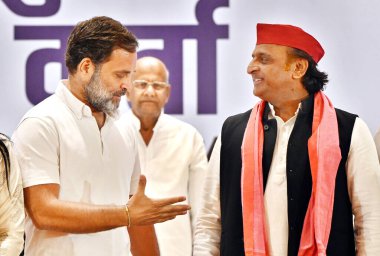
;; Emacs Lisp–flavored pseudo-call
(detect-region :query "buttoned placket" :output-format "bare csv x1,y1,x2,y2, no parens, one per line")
264,105,299,255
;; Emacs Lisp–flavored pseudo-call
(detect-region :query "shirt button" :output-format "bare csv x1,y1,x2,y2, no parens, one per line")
290,197,294,201
289,169,293,173
290,226,295,231
263,124,269,131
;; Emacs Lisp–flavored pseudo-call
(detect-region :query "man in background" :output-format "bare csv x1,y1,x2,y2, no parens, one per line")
119,56,208,255
12,16,190,256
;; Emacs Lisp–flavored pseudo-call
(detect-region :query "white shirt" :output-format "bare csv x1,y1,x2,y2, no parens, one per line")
263,104,299,255
0,135,24,256
193,110,380,255
12,81,140,256
118,111,208,256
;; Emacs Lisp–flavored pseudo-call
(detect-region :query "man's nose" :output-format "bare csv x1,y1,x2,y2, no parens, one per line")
247,60,259,74
121,82,128,91
143,84,155,96
121,77,131,90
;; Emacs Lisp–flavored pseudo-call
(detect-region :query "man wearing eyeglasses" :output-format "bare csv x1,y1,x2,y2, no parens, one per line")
118,56,208,256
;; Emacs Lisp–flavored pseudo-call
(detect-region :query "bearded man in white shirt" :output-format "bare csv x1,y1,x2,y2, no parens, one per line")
12,16,190,256
118,56,208,256
193,23,380,256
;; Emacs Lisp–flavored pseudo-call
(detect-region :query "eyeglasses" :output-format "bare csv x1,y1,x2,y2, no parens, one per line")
132,80,168,90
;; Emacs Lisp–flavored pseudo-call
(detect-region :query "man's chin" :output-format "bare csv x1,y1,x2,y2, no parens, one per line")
139,109,161,118
106,108,120,118
103,101,120,118
112,97,121,106
252,88,265,99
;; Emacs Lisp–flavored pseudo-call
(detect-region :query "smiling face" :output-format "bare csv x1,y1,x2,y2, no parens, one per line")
127,57,170,120
247,44,303,105
84,48,137,117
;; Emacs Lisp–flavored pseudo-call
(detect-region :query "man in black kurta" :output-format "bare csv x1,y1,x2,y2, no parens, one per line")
193,23,380,256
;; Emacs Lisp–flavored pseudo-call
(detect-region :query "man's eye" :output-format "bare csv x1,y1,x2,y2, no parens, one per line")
137,82,147,88
153,83,165,90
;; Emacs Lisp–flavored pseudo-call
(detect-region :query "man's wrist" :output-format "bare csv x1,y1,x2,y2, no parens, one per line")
125,204,131,228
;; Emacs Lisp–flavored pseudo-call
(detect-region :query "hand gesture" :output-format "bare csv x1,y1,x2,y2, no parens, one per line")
127,175,191,226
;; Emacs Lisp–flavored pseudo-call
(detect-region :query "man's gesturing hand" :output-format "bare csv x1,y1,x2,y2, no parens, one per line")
127,175,191,226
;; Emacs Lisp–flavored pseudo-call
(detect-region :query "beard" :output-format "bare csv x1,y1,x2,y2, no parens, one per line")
84,68,126,118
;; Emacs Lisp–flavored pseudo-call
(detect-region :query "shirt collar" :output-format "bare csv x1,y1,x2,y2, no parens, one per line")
268,103,301,120
55,80,94,119
128,110,142,130
267,97,312,121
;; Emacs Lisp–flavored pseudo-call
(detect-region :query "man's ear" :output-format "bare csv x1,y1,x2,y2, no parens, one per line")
292,58,308,79
77,58,96,80
165,85,171,104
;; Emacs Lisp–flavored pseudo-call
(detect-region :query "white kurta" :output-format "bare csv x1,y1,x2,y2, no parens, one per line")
12,81,141,256
118,111,208,256
263,105,298,255
193,110,380,255
0,136,24,256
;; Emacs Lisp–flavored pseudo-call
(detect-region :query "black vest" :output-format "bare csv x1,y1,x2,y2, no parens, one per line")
219,95,357,256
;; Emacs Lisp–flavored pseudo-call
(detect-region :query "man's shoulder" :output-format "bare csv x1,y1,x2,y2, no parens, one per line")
220,109,252,140
334,108,358,131
334,108,359,145
161,114,199,133
22,94,65,121
15,93,79,141
334,108,358,120
223,109,252,127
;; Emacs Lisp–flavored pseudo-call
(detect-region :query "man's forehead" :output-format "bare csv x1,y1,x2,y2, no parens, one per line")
134,65,168,82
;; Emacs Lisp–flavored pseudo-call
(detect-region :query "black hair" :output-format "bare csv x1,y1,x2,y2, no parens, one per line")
65,16,138,74
289,48,329,94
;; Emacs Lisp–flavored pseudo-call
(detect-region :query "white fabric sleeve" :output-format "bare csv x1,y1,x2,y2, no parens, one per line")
188,130,208,233
373,127,380,162
193,135,221,256
12,117,60,187
346,118,380,255
128,127,141,195
0,140,25,256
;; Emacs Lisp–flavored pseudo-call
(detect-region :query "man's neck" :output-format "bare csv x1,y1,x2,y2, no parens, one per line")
137,114,160,146
92,111,106,129
272,94,309,122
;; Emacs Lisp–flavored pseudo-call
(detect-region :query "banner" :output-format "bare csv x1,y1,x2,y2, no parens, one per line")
1,0,379,149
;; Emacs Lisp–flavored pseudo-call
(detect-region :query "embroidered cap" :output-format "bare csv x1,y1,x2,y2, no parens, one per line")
256,23,324,63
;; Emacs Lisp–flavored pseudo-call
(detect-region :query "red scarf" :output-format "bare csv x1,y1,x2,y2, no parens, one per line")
241,92,341,255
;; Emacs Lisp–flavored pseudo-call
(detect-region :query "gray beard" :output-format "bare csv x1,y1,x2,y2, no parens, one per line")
84,70,120,118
